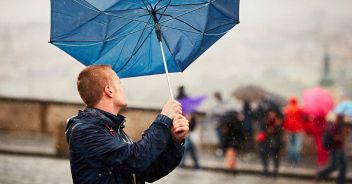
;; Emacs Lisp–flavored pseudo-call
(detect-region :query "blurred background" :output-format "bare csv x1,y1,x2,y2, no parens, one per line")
0,0,352,183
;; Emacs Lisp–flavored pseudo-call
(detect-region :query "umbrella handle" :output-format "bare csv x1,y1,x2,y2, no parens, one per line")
159,41,174,100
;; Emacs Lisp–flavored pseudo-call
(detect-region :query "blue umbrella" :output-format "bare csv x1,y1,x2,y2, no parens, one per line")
335,101,352,116
50,0,240,98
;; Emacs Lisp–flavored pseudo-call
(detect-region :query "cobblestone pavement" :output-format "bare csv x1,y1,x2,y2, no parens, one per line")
0,154,333,184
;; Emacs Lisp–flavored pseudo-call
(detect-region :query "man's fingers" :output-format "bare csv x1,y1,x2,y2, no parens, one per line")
175,126,189,133
172,123,189,130
173,119,189,127
171,99,181,106
173,114,184,120
172,120,189,133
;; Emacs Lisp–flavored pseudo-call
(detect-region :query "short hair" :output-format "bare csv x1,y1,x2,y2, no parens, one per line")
77,65,113,107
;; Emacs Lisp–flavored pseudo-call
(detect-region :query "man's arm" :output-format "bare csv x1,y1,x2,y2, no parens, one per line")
142,115,189,182
141,139,184,183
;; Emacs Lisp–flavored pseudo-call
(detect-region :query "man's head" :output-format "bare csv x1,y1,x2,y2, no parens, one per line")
77,65,127,111
213,91,222,102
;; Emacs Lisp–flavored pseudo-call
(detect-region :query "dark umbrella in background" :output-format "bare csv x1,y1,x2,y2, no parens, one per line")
233,85,267,102
264,92,288,107
50,0,240,99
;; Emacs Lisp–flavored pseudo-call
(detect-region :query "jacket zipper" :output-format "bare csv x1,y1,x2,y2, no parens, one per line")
117,123,135,183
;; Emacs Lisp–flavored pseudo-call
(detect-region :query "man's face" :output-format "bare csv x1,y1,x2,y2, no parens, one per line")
109,70,128,108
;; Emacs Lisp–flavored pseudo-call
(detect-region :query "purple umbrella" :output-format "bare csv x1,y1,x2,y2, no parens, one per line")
178,95,207,115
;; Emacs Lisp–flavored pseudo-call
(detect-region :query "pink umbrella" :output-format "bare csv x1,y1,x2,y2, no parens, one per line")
302,87,334,117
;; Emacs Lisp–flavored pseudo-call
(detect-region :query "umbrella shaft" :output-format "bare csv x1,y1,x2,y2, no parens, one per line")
159,41,174,100
152,11,162,42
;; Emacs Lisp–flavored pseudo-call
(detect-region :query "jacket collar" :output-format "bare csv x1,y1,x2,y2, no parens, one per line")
80,107,126,129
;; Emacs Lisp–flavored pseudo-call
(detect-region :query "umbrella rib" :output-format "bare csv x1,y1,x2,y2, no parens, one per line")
96,21,148,65
116,26,155,73
204,22,238,35
78,0,147,13
161,25,201,35
154,0,163,10
162,25,199,70
156,0,171,22
53,20,150,43
51,11,104,41
108,38,128,70
157,13,203,33
102,12,150,24
155,2,170,12
159,3,209,25
104,13,150,41
105,24,153,42
76,0,150,24
53,0,148,41
52,42,101,47
142,0,153,10
73,0,100,12
129,16,153,57
51,11,108,26
168,2,209,7
160,34,183,71
114,16,154,72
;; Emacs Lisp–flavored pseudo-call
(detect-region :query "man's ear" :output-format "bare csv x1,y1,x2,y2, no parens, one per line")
104,85,113,98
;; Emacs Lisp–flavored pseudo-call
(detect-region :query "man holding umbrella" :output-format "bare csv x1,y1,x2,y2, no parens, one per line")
66,65,189,184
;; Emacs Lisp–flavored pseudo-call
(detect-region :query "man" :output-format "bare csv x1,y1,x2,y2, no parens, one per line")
65,65,189,184
317,114,349,184
283,96,304,163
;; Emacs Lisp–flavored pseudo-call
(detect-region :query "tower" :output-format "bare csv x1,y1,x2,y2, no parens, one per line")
319,52,334,87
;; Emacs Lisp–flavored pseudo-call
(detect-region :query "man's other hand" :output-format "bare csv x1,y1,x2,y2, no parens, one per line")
171,114,189,144
161,98,182,119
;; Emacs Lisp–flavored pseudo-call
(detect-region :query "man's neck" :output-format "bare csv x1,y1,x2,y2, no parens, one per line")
94,103,121,115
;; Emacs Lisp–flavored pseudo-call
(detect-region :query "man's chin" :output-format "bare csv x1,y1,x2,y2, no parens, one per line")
120,102,128,108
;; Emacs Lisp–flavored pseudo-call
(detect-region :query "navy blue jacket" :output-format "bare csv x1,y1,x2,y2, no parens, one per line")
65,108,184,184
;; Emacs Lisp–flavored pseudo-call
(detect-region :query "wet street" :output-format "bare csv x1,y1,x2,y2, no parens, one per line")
0,154,332,184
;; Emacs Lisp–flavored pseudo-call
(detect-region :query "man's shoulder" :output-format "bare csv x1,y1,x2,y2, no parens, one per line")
67,115,105,134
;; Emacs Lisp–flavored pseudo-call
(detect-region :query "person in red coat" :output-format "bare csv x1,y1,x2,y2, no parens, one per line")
283,96,304,163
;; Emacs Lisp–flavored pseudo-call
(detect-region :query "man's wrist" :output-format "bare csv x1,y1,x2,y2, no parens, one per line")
156,114,173,128
172,137,184,145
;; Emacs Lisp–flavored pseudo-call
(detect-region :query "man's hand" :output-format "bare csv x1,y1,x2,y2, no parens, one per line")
171,114,189,144
161,98,182,120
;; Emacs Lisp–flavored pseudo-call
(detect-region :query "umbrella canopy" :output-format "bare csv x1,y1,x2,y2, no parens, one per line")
302,87,334,117
50,0,240,78
233,85,267,102
264,92,288,107
178,95,207,114
334,101,352,117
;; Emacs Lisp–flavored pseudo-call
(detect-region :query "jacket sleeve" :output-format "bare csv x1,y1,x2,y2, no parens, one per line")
70,114,173,174
142,139,184,183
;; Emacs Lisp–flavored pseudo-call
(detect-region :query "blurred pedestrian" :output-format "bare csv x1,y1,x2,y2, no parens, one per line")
218,110,245,170
306,115,329,166
66,65,189,184
317,114,350,184
257,108,284,177
283,96,304,163
177,86,200,169
209,91,232,156
242,101,255,150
